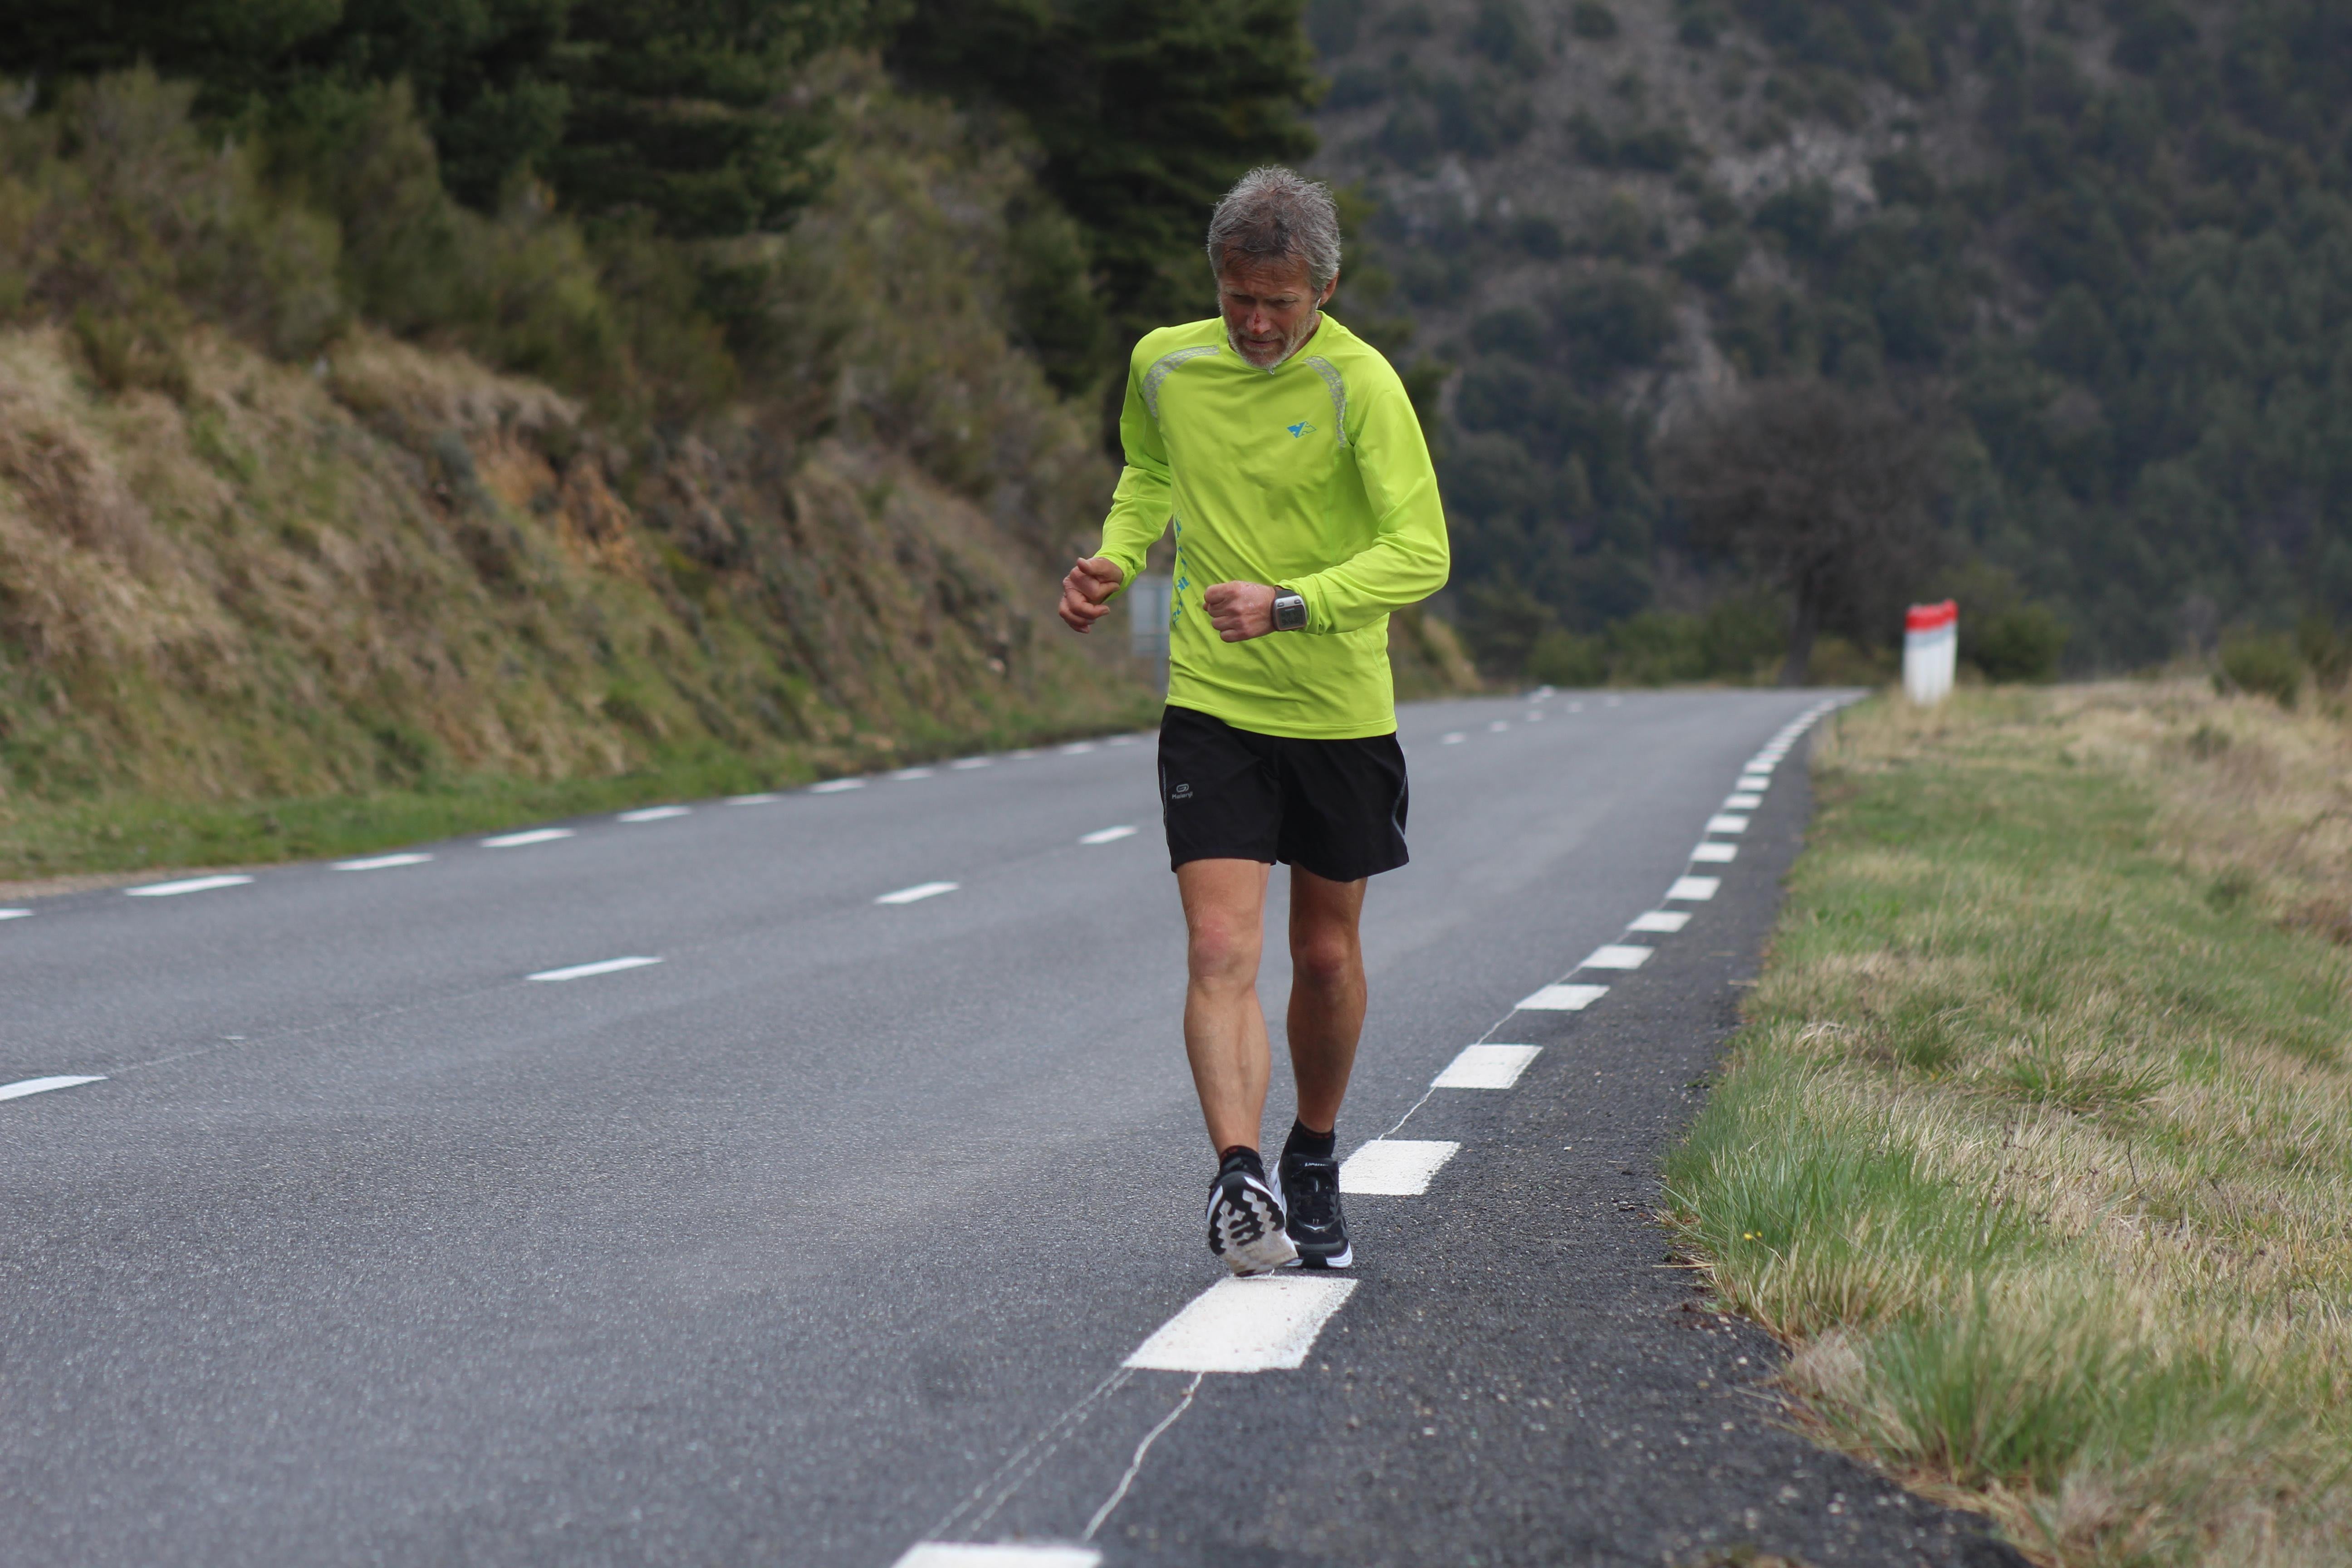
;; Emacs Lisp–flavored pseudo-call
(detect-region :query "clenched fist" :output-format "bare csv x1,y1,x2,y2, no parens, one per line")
1205,581,1277,642
1058,556,1123,633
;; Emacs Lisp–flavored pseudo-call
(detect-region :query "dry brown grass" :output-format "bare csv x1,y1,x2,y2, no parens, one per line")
1665,682,2352,1567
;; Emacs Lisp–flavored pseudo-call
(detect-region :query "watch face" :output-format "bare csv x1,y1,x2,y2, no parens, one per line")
1275,594,1307,630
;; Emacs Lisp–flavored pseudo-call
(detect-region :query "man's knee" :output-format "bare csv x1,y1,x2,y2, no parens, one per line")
1291,929,1362,991
1188,918,1262,986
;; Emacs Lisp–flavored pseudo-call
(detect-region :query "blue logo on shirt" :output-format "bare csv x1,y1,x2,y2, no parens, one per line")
1287,420,1316,438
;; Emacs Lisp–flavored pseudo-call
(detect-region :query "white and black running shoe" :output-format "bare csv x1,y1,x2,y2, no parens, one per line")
1278,1146,1352,1269
1206,1161,1297,1275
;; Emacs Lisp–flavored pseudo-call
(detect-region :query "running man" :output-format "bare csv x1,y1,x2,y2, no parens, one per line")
1058,167,1450,1275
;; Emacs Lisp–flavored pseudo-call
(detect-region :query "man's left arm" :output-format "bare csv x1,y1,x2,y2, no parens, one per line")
1284,368,1450,633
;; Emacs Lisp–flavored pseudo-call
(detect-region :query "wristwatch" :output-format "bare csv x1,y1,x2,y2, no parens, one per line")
1272,588,1308,632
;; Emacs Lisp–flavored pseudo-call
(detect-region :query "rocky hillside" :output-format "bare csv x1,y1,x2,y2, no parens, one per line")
1307,0,2352,676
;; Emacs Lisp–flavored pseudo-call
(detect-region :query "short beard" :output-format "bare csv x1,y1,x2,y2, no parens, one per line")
1229,309,1320,369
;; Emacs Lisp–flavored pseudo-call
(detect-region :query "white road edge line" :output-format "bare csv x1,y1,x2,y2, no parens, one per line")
1124,1275,1358,1373
1078,826,1138,845
892,1546,1100,1568
1669,876,1721,901
877,881,959,905
809,778,866,793
126,874,254,897
1629,910,1690,933
618,805,691,822
481,828,574,848
727,792,781,805
0,1074,107,1102
333,853,433,871
1435,1043,1544,1087
1580,944,1653,970
527,956,662,982
1339,1139,1460,1195
1691,842,1739,863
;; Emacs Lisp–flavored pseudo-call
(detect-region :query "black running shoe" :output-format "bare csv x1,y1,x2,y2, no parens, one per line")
1279,1145,1352,1269
1206,1162,1297,1276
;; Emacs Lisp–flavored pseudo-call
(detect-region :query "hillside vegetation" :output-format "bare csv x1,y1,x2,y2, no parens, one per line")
0,21,1480,877
1305,0,2352,683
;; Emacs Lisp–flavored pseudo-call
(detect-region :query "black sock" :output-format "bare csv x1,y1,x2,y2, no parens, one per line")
1282,1119,1336,1164
1217,1146,1265,1182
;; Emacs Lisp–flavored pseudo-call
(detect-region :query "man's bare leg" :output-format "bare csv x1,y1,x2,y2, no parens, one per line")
1286,867,1369,1133
1176,858,1274,1153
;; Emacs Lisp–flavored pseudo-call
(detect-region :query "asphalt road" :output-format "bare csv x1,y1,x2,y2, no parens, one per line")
0,689,2028,1568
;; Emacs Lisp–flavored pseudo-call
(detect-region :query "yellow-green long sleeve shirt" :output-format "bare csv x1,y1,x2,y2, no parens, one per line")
1095,313,1450,740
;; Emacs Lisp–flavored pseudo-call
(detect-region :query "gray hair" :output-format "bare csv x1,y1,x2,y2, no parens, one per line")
1205,166,1342,289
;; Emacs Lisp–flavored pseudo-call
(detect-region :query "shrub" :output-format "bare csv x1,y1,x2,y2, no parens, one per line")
1968,603,2067,683
2217,631,2302,707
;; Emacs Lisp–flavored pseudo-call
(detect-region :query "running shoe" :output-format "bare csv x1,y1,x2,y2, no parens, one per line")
1207,1162,1297,1275
1278,1145,1352,1269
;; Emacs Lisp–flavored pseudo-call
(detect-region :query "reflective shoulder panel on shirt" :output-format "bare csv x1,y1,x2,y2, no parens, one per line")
1142,344,1221,420
1301,355,1350,448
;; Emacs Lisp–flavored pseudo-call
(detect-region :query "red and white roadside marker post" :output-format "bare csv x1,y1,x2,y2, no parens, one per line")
1904,599,1957,705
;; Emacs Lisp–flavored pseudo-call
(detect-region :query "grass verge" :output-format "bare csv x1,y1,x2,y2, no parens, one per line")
0,701,1160,884
1663,683,2352,1567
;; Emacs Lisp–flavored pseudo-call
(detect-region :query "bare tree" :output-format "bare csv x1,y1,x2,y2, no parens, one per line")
1659,380,1942,685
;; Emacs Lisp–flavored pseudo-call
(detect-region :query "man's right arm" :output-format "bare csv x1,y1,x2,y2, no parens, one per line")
1060,344,1173,632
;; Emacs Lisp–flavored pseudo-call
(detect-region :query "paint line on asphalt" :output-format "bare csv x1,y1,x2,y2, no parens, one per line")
1629,909,1691,933
1580,944,1654,970
333,853,433,871
1441,732,1465,744
1078,826,1138,845
126,874,255,897
726,792,781,805
1435,1043,1544,1087
893,1545,1100,1568
810,778,866,794
1061,742,1098,755
0,1074,106,1102
1524,710,1545,721
1516,983,1609,1012
950,758,994,770
877,881,959,905
1487,720,1509,732
893,768,936,781
1339,1138,1460,1196
1,907,34,919
1107,735,1140,747
1124,1275,1358,1373
618,805,691,822
527,956,662,982
1725,793,1763,809
1692,842,1739,863
481,828,574,848
1706,814,1750,834
1668,876,1721,901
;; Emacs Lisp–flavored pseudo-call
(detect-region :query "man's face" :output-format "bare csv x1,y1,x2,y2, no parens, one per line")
1217,256,1337,368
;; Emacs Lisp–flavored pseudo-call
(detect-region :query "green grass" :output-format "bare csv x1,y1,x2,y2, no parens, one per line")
0,702,1159,882
1662,686,2352,1567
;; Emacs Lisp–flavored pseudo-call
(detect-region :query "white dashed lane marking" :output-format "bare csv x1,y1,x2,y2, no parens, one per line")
618,805,691,823
1,908,32,920
892,768,935,781
877,881,959,905
727,793,780,805
1339,1139,1460,1195
1669,875,1720,901
1061,742,1098,755
126,875,255,897
1124,1275,1358,1373
527,956,662,982
1434,1043,1544,1087
1579,944,1653,970
1629,910,1691,932
1691,842,1739,863
893,1546,1098,1568
1705,814,1749,834
810,778,865,794
1078,826,1138,845
334,853,432,871
1725,793,1763,809
1516,983,1609,1011
1487,720,1509,732
0,1075,106,1102
950,758,993,770
1441,732,1466,745
481,828,573,848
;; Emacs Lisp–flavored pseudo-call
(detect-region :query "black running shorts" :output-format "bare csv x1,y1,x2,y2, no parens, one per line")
1156,705,1410,883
